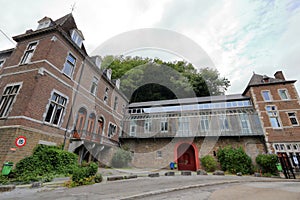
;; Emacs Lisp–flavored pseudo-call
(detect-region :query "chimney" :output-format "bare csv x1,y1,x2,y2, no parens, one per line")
274,71,285,80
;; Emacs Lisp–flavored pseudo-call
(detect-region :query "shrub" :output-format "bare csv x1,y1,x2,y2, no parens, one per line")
217,146,253,174
256,154,278,175
200,155,218,172
111,149,132,168
94,173,103,183
71,162,99,187
15,144,78,177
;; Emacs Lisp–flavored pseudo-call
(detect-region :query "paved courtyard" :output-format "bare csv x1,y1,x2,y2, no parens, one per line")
1,168,300,200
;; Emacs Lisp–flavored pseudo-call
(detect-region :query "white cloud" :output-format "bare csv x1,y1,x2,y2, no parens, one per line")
0,0,300,94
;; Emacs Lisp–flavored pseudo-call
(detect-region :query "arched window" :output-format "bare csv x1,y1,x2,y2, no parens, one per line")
97,116,105,135
76,107,87,132
87,113,96,134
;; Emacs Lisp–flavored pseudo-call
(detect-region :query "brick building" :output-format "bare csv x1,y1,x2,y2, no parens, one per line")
0,13,300,172
0,14,128,167
243,71,300,168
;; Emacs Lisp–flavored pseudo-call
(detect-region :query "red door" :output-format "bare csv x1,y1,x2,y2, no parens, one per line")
177,143,196,171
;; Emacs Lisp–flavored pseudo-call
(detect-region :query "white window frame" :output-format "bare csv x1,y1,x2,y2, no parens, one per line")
90,76,98,95
144,119,152,133
62,52,76,78
219,115,229,131
108,122,117,138
44,90,68,127
178,117,189,135
240,113,250,133
20,41,38,64
261,90,272,101
71,29,83,48
160,118,168,132
266,105,282,128
0,82,22,118
278,89,289,100
200,115,210,131
129,120,137,136
287,112,299,126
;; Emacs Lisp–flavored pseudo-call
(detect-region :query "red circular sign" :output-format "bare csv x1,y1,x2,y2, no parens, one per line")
15,136,26,147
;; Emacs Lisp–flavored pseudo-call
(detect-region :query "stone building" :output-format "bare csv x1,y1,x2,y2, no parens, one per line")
0,14,128,167
121,95,266,170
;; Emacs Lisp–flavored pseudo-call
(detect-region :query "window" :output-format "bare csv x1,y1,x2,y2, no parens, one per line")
266,106,281,128
0,59,4,68
161,119,168,132
279,89,289,100
219,115,229,131
45,92,67,126
178,117,189,135
156,151,162,158
113,96,118,111
288,112,298,126
144,119,152,133
200,116,210,131
108,123,117,138
240,114,250,133
75,107,87,132
262,90,271,101
96,117,104,135
0,83,21,117
104,87,109,104
20,42,37,64
71,29,83,48
62,53,76,77
90,77,98,95
87,113,96,133
130,120,137,136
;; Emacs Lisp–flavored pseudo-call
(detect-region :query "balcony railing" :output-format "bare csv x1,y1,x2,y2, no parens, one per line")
71,130,119,147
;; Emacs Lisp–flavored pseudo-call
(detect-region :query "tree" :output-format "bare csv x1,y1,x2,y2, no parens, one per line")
101,56,230,102
199,67,230,95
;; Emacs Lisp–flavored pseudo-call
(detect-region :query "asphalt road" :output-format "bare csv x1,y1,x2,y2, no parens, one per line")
0,175,299,200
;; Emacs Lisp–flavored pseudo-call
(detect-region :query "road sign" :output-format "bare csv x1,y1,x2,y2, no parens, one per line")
15,136,26,147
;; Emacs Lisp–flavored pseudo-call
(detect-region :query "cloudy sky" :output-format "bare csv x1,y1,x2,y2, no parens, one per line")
1,0,300,94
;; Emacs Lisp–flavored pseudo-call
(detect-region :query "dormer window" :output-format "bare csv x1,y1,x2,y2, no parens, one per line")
71,29,83,48
37,17,51,30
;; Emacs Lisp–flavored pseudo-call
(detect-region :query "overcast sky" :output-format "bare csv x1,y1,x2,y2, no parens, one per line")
1,0,300,94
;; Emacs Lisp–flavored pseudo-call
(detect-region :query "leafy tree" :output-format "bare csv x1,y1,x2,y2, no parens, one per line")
199,67,230,95
101,55,230,102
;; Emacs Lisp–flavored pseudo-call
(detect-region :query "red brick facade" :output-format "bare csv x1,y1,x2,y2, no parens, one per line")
0,14,128,167
244,72,300,158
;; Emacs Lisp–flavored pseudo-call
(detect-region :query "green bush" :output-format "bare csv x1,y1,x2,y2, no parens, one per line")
72,162,98,182
15,145,78,177
256,154,278,175
94,173,103,183
200,155,218,172
217,146,253,174
111,149,132,168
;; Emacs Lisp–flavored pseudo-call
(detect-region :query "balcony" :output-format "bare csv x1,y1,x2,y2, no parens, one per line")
71,130,119,147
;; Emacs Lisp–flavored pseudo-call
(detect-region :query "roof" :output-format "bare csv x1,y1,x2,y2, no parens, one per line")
128,94,249,108
243,72,296,95
12,13,88,55
0,48,14,55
